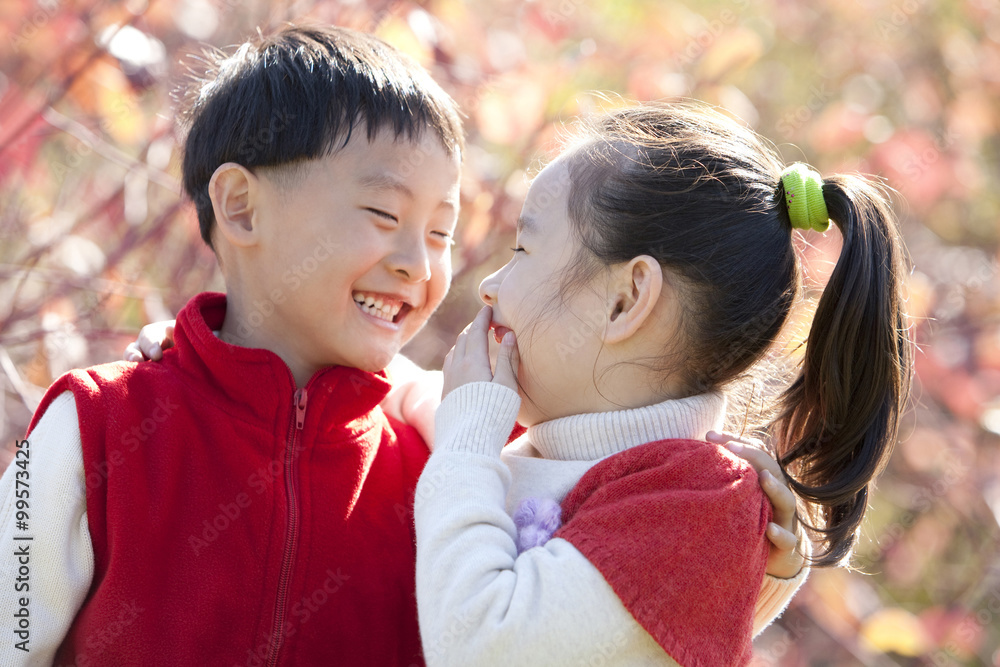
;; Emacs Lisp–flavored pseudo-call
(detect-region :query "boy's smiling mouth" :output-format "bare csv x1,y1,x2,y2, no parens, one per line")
352,291,413,325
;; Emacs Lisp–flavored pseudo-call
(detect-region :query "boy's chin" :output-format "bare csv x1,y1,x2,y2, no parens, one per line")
348,348,399,374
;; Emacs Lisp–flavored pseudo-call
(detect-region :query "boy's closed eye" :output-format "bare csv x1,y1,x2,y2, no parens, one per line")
432,230,456,246
365,207,398,223
365,208,454,246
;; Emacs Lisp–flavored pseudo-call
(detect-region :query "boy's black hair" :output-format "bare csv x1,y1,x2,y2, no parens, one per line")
178,24,465,249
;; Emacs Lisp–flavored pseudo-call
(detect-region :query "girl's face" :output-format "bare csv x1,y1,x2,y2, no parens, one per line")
479,159,611,426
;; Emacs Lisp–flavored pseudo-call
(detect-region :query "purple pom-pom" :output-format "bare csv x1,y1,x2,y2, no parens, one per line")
513,497,562,554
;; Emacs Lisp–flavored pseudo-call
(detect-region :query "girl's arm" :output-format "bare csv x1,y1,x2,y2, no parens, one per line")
417,380,803,664
706,431,810,632
419,311,678,664
416,381,680,666
706,431,806,580
383,355,441,448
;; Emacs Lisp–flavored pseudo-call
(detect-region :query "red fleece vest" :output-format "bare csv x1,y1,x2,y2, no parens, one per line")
27,292,429,667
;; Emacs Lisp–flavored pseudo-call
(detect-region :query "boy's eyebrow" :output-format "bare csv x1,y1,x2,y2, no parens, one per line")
357,171,458,212
358,171,414,199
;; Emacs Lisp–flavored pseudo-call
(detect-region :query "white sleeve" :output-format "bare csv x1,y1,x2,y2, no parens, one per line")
0,391,94,666
415,383,679,667
754,547,810,636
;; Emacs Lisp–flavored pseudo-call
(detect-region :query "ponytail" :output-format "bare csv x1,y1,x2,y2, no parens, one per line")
773,174,913,567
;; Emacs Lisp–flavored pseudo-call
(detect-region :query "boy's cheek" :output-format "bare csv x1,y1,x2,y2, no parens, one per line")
400,310,434,346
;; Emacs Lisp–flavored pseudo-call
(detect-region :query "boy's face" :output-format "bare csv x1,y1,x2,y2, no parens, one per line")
241,129,460,375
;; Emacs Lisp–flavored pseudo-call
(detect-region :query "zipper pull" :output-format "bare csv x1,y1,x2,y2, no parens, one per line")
294,388,308,430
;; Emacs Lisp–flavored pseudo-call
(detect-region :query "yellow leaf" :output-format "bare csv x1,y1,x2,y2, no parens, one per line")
860,607,931,657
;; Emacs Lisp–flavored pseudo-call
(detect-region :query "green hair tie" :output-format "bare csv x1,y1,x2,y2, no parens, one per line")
780,163,830,232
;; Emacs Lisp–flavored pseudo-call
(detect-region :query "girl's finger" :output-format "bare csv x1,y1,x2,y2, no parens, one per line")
723,440,784,481
453,306,490,360
760,469,798,532
472,304,493,331
137,321,175,359
123,343,145,362
466,306,493,358
492,332,519,391
440,346,459,397
452,329,467,359
766,523,798,551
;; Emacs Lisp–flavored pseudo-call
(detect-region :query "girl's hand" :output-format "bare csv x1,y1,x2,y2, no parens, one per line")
382,356,442,448
707,430,805,579
123,319,176,362
442,306,519,398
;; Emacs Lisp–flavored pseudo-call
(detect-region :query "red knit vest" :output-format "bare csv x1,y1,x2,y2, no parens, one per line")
555,439,771,666
27,293,429,667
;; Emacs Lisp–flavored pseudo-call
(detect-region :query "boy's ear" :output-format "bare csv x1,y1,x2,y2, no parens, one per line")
209,163,260,248
604,255,664,345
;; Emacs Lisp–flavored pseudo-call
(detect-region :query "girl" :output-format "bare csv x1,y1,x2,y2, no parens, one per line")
417,103,911,665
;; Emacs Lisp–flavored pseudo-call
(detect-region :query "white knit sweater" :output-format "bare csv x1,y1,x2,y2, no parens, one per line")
415,382,808,667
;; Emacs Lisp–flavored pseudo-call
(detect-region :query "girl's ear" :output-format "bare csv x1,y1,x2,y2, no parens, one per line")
604,255,664,344
209,163,260,248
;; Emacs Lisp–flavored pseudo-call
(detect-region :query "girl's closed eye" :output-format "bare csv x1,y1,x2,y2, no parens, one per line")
510,246,526,253
431,230,456,246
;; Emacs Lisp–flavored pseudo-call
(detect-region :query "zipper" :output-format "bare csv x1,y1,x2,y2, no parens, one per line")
264,387,308,667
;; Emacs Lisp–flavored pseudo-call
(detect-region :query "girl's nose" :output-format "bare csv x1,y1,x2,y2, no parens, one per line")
479,267,503,305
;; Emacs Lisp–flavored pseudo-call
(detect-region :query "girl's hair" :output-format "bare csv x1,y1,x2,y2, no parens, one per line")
562,103,913,567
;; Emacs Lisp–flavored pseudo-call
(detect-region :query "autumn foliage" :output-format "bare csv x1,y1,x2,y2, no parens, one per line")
1,0,999,664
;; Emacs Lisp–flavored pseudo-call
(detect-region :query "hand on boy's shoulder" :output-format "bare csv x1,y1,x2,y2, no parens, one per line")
382,355,441,450
706,431,805,580
123,320,175,362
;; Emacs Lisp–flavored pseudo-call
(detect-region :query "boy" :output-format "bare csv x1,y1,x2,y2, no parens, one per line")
0,24,462,666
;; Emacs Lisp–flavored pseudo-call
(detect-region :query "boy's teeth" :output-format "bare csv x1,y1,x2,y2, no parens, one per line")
352,291,404,323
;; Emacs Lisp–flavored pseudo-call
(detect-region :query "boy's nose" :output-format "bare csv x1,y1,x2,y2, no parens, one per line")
390,241,432,283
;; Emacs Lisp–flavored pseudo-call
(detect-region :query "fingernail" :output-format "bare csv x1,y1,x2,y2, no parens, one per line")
760,469,773,483
724,441,744,453
767,523,779,536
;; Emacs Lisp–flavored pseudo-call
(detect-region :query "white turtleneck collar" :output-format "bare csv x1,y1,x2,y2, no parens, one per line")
523,392,728,462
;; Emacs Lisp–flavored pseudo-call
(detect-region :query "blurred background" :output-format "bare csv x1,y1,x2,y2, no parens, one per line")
1,0,998,664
